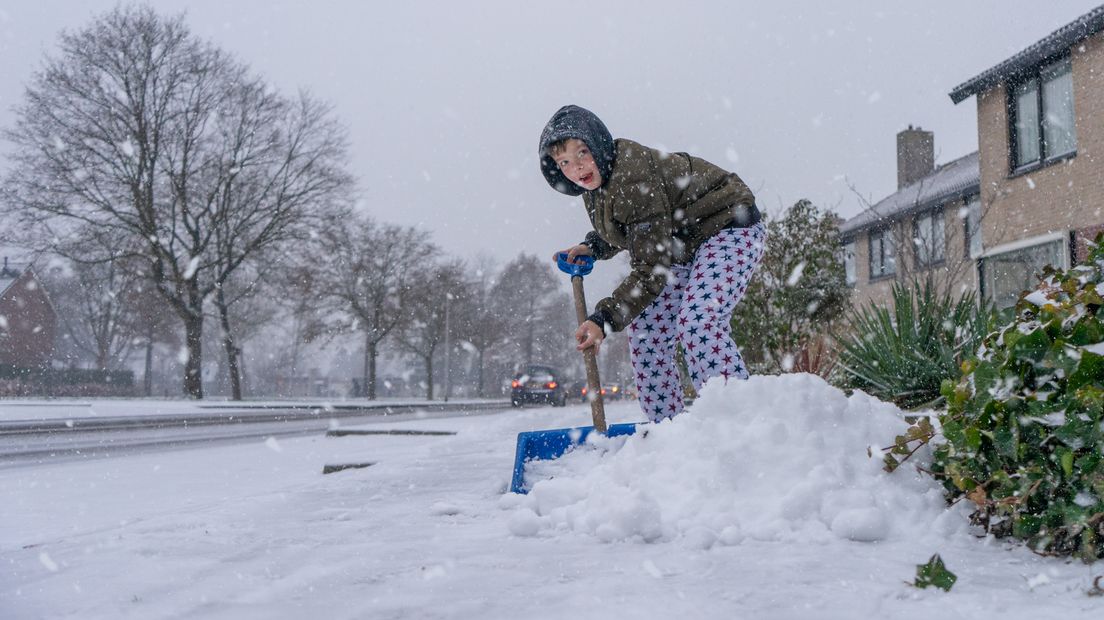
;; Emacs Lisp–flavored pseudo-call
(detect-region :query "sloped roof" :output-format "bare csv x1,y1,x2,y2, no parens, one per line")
949,5,1104,104
839,151,979,238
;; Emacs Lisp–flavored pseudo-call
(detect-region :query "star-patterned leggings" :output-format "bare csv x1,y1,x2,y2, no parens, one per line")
628,223,766,422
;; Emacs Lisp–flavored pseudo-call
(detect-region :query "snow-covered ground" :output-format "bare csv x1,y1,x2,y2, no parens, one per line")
3,374,1103,619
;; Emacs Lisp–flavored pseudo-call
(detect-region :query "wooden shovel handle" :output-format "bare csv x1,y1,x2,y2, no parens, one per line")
572,276,606,433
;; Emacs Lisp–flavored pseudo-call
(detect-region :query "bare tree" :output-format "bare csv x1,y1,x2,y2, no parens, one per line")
1,6,353,398
271,262,325,388
397,259,467,400
129,281,180,396
312,215,437,399
43,253,142,371
205,86,353,400
2,7,217,396
489,253,569,372
846,178,933,289
209,258,285,399
459,258,509,397
531,288,577,374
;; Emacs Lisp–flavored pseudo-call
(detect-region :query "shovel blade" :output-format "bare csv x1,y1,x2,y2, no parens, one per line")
509,422,639,494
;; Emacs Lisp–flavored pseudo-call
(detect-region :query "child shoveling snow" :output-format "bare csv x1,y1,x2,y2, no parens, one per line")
538,104,766,422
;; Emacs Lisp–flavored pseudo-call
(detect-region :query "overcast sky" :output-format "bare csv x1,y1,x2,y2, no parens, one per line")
1,1,1101,292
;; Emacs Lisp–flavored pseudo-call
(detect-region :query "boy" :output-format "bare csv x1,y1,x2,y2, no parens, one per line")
539,104,766,422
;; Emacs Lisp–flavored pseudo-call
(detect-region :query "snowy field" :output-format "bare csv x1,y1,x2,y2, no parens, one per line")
3,374,1104,619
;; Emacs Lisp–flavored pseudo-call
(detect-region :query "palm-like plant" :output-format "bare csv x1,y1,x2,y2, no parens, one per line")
835,281,994,409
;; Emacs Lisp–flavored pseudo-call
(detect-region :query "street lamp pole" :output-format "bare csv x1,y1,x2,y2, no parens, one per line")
443,292,452,402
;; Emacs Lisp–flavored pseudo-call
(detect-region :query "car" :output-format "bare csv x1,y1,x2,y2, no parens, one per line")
602,382,625,400
510,365,567,407
620,383,639,400
580,382,626,401
567,380,588,403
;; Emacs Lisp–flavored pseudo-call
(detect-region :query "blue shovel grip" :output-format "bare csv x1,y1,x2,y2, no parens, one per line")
556,252,594,277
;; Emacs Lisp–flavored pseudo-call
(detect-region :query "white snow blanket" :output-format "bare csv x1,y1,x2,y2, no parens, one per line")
507,374,957,546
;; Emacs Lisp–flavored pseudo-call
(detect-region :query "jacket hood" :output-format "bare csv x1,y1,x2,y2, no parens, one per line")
538,105,615,196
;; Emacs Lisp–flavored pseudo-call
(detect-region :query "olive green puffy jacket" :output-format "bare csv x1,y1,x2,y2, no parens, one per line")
581,138,759,332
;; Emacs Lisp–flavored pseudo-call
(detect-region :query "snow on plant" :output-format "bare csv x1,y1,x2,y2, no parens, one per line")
887,236,1104,561
730,199,849,376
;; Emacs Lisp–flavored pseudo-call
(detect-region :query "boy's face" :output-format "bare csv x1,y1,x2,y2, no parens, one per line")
552,138,602,191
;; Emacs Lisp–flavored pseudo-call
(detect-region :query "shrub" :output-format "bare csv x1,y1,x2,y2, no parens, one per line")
930,243,1104,561
0,365,135,397
835,281,993,409
732,199,850,376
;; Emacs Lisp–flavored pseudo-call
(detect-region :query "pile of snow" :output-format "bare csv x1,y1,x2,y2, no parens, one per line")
503,374,963,547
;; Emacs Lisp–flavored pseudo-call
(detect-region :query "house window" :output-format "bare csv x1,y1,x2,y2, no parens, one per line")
1010,57,1076,170
913,209,945,267
869,228,896,279
963,196,983,258
842,241,856,286
979,233,1067,309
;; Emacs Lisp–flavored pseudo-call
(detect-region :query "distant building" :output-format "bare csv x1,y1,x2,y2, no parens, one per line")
841,6,1104,309
839,126,980,308
0,259,57,367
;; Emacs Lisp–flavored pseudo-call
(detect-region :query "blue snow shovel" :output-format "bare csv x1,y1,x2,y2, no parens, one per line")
508,253,639,493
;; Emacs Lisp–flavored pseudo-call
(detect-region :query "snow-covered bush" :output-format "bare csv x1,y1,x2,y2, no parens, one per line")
933,240,1104,561
731,199,850,376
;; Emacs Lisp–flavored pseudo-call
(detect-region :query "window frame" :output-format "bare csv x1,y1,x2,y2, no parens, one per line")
842,240,857,286
976,231,1070,309
868,226,896,281
1008,55,1077,174
962,195,983,259
912,207,946,268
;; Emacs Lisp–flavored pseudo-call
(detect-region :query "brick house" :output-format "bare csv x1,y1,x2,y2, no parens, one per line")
839,128,981,308
841,6,1104,310
949,5,1104,309
0,259,57,368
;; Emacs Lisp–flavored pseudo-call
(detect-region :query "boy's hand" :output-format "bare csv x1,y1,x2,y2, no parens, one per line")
575,320,604,352
552,244,592,265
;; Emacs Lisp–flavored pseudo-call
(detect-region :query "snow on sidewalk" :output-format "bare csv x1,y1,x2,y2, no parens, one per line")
507,373,954,545
2,375,1103,619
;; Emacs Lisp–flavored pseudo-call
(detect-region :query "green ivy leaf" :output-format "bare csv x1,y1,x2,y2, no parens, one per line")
1013,514,1043,538
1055,447,1075,478
940,378,957,404
1063,451,1076,478
942,419,965,448
1072,385,1104,413
1069,350,1104,393
1068,320,1103,346
971,362,998,411
1055,416,1091,449
902,235,1104,560
1010,328,1052,363
914,554,957,591
891,440,911,455
906,419,933,442
994,424,1018,460
965,426,982,453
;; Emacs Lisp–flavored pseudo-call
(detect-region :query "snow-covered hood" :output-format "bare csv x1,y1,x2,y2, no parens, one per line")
537,104,615,196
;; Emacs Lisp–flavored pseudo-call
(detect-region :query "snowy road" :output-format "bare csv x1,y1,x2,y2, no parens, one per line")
0,401,511,468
